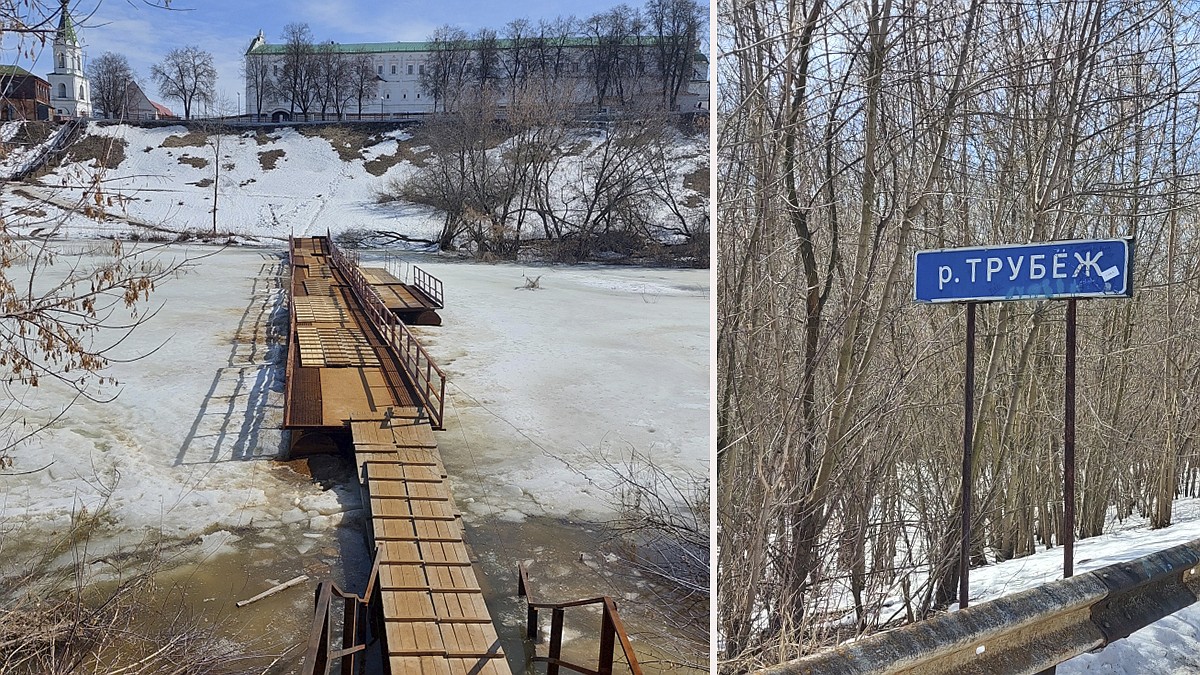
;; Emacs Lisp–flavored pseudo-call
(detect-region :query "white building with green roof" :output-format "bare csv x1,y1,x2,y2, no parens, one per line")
243,29,708,122
47,0,91,119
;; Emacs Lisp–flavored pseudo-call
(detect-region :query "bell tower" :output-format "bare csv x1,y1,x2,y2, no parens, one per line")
47,0,92,118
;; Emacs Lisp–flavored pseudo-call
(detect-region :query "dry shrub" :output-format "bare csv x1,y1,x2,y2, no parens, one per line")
682,166,708,208
0,512,265,675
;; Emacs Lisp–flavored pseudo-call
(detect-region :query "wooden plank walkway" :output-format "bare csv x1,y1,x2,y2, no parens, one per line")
359,266,443,326
287,237,508,675
285,238,417,430
351,416,509,675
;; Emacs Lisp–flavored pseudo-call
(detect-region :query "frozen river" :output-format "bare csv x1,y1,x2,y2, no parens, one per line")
0,244,709,671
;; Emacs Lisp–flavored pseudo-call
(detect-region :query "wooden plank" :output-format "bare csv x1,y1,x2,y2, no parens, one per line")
405,482,451,501
369,498,457,521
426,566,481,592
384,621,445,656
445,659,508,675
391,423,438,448
382,590,438,621
440,623,504,658
380,562,428,590
431,592,493,622
389,656,453,675
365,463,442,482
351,419,393,445
418,541,472,566
375,518,427,542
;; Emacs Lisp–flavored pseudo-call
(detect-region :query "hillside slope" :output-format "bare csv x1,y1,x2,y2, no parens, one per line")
0,121,708,258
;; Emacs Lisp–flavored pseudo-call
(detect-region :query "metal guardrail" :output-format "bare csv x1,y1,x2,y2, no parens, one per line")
518,563,643,675
326,236,448,429
284,237,298,428
412,265,444,309
301,548,383,675
761,537,1200,675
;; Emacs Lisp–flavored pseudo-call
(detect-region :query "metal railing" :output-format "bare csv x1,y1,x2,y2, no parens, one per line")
301,549,383,675
283,235,298,428
518,563,643,675
760,537,1200,675
326,236,448,429
412,265,445,309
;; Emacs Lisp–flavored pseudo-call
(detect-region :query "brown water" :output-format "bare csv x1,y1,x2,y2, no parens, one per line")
142,485,704,674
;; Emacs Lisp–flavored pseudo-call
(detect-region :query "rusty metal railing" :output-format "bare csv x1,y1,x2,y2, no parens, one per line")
284,235,298,428
325,236,447,429
412,265,444,308
518,563,643,675
301,549,383,675
760,537,1200,675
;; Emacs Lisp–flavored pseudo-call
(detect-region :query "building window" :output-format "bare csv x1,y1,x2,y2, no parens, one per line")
419,64,425,75
273,65,279,76
57,83,66,98
407,64,413,75
79,85,85,100
378,65,382,75
391,65,396,74
59,54,64,68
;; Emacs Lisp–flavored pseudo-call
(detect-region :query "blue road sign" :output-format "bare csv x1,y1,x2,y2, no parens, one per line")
914,239,1132,303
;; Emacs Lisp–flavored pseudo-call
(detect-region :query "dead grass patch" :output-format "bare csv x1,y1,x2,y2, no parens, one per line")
177,155,208,169
160,131,208,148
258,149,285,170
190,178,213,188
67,136,128,169
298,124,376,162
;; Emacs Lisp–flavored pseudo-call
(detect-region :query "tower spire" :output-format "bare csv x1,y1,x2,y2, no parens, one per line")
57,0,78,46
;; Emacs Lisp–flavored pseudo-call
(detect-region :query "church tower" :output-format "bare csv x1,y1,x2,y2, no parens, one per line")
47,0,91,118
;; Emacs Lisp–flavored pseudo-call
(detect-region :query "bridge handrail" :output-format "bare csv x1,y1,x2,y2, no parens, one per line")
283,235,298,427
518,563,643,675
412,265,444,309
759,536,1200,675
301,547,384,675
325,238,447,429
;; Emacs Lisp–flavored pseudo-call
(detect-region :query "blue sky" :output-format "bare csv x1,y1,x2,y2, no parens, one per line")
10,0,702,114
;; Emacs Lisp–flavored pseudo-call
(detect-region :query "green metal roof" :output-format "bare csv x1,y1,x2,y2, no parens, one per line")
57,0,78,45
0,65,34,77
246,36,707,61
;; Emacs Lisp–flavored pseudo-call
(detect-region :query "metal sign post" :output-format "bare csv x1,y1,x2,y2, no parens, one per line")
960,302,976,609
1064,299,1077,577
915,238,1132,608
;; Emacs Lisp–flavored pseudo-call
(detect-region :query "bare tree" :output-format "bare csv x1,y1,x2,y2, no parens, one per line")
646,0,703,110
243,50,274,122
472,28,502,91
315,44,352,120
150,45,215,120
718,0,1200,669
347,54,378,119
501,19,532,99
86,51,135,120
279,22,318,120
421,25,471,113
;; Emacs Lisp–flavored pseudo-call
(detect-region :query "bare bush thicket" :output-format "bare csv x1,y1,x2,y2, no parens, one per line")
380,88,707,261
0,504,262,675
605,449,708,670
718,0,1200,669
